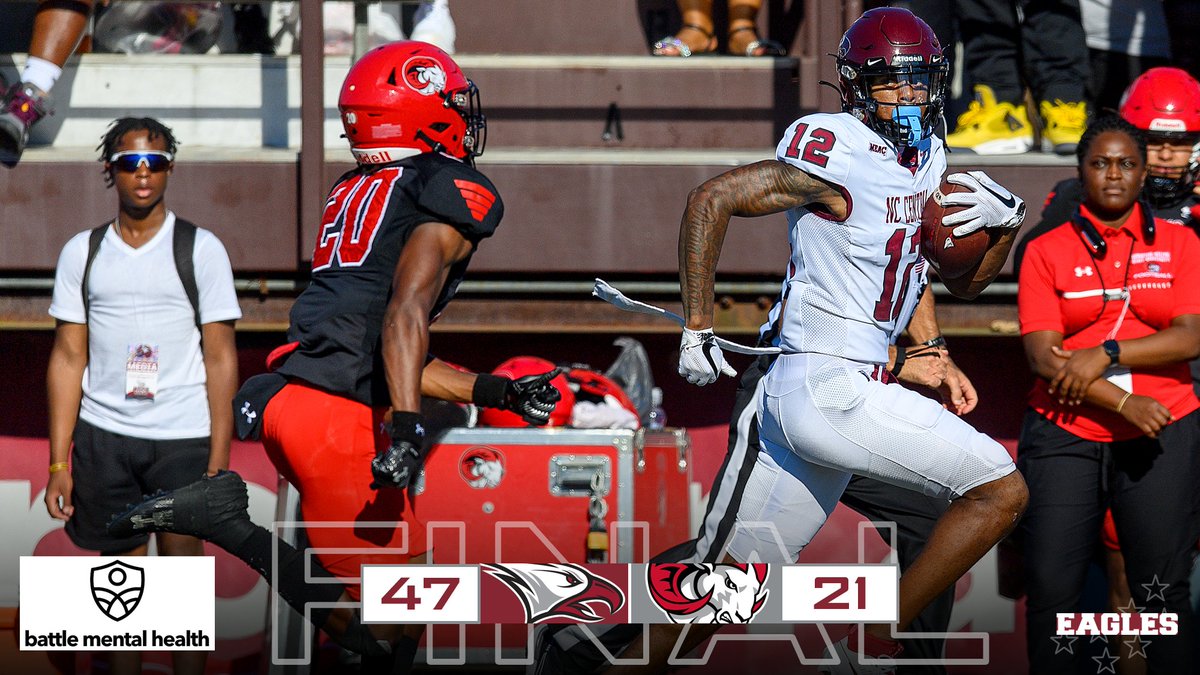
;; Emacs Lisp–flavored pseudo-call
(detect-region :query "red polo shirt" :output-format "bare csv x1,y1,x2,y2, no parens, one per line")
1019,202,1200,441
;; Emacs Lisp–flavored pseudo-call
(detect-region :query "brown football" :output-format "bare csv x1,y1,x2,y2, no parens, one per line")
920,179,991,280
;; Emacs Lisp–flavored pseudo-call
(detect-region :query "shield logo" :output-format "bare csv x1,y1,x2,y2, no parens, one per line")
91,560,145,621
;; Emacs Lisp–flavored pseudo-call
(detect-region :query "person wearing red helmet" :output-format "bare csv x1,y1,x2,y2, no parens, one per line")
108,41,561,672
1015,67,1200,278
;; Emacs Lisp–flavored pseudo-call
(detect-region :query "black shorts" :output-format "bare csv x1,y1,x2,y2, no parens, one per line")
64,418,209,553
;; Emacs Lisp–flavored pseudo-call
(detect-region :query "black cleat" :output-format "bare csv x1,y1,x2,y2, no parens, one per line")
107,470,249,539
0,82,48,168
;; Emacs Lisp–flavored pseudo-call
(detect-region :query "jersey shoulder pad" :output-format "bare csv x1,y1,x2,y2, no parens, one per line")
412,156,504,240
775,112,857,187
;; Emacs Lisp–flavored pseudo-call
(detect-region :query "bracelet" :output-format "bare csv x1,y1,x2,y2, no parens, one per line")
889,348,906,377
1116,392,1133,414
921,335,948,349
48,462,69,474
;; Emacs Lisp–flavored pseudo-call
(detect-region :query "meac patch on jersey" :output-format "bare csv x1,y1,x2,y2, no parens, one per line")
416,158,504,242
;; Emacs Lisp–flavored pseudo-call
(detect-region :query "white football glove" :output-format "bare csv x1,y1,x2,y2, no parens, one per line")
941,171,1027,237
679,327,737,386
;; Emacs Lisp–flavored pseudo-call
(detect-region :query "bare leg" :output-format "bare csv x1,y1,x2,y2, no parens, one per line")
29,0,92,66
158,533,208,675
104,542,148,675
866,472,1028,640
654,0,717,55
726,0,763,53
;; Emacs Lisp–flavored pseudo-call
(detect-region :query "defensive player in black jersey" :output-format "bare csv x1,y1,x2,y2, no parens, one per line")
109,42,561,673
1014,67,1200,277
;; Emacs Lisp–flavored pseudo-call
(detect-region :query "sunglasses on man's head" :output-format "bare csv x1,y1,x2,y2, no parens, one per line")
108,150,173,173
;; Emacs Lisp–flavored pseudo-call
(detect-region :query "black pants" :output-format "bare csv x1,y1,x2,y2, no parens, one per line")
1018,409,1200,674
693,354,954,673
958,0,1089,104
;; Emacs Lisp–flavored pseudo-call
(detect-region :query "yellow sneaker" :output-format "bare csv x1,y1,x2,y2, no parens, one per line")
945,85,1034,155
1039,100,1087,155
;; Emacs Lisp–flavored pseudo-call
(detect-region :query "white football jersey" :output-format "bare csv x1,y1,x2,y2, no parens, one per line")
769,112,945,364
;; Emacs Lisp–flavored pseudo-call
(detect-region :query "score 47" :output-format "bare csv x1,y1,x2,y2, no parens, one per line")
781,565,899,623
361,565,480,623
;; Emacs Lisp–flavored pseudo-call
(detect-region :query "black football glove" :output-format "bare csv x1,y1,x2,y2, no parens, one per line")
503,367,564,425
371,412,426,490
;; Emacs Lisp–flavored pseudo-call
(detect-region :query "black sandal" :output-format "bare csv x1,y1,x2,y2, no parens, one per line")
652,23,718,57
728,26,786,57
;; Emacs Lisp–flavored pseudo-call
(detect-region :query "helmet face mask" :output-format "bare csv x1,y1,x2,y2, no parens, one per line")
338,41,487,165
836,8,947,149
1118,67,1200,202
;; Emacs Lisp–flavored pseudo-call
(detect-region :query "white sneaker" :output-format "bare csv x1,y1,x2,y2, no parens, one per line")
819,635,899,675
411,0,456,54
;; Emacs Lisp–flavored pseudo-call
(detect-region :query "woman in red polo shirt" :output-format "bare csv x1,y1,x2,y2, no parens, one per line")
1018,114,1200,674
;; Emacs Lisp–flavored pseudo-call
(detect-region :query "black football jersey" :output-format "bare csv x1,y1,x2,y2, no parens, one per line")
277,153,503,405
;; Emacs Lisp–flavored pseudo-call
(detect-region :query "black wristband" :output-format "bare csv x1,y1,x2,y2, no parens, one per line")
472,373,510,409
921,335,948,349
890,348,906,377
388,411,426,446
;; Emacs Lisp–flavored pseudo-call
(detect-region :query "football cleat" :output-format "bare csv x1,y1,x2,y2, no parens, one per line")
1039,100,1088,155
0,82,49,168
107,470,249,539
946,85,1033,155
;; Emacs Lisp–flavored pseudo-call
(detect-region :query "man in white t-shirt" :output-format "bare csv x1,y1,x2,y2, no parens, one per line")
43,117,240,675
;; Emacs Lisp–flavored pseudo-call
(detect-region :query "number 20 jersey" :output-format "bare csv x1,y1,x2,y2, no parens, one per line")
771,112,945,365
276,153,504,406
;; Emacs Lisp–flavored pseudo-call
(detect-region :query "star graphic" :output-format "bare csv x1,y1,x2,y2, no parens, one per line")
1090,633,1109,644
1124,637,1149,658
1141,575,1169,602
1051,635,1078,655
1092,647,1118,674
1117,597,1145,614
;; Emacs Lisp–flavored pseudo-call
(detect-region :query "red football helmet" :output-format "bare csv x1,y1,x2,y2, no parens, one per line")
1119,67,1200,202
338,41,486,165
477,356,575,428
836,8,947,148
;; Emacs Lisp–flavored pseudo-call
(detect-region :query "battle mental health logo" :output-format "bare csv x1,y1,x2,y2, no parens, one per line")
646,563,769,624
91,560,145,622
483,563,625,623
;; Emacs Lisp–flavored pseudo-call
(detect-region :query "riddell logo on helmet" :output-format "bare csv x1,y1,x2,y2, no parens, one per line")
1149,119,1188,132
358,150,393,163
403,56,448,96
892,54,924,63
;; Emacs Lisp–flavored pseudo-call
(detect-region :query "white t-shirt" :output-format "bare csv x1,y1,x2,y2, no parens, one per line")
49,212,242,439
772,113,943,365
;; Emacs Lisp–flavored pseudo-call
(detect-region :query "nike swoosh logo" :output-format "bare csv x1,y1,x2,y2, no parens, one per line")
979,183,1016,209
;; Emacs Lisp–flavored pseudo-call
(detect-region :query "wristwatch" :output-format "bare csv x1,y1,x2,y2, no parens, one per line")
1102,339,1120,366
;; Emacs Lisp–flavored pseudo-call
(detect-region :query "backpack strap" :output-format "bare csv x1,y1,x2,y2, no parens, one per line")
172,218,203,338
81,218,204,340
81,223,109,323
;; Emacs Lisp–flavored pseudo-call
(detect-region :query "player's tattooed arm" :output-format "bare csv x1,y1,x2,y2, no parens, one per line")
383,222,473,413
679,160,845,329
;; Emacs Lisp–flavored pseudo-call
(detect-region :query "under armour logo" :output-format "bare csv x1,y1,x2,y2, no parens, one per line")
240,402,257,424
1075,265,1094,277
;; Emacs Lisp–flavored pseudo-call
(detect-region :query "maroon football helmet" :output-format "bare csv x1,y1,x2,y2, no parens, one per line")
338,41,486,165
836,8,947,148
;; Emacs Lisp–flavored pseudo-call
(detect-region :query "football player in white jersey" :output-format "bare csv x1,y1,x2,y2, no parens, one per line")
670,7,1030,674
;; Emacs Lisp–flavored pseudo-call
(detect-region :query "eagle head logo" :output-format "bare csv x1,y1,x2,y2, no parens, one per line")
646,563,769,624
483,563,625,623
460,446,505,489
402,56,448,96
